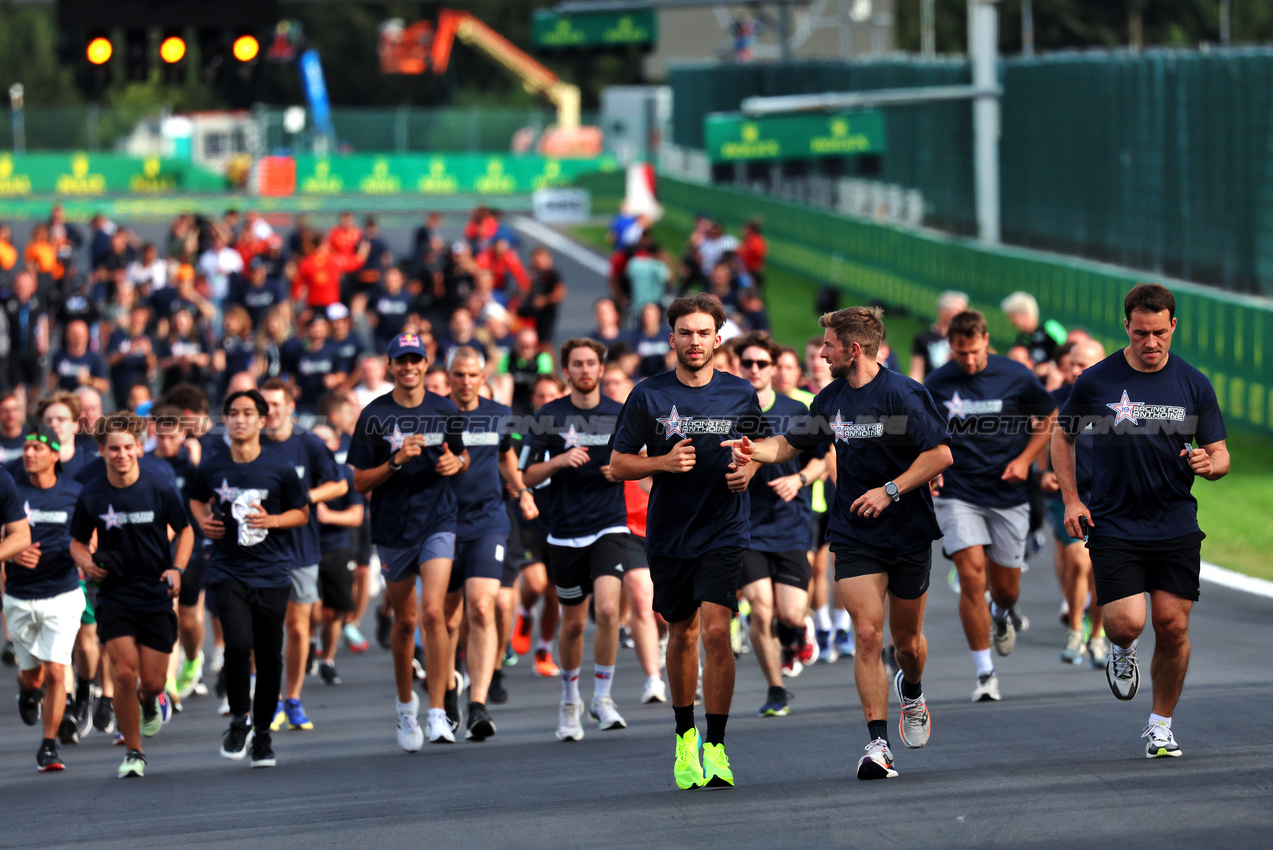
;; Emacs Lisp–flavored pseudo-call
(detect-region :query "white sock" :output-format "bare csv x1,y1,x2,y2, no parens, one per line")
561,668,581,704
396,697,416,713
1148,712,1171,728
594,664,615,700
972,649,994,677
536,638,554,654
518,605,531,620
834,608,853,632
990,602,1008,622
815,604,833,632
427,707,446,721
1111,638,1138,656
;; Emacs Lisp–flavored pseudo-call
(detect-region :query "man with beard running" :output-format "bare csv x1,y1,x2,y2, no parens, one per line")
349,333,469,749
611,294,768,790
524,338,630,741
727,307,951,781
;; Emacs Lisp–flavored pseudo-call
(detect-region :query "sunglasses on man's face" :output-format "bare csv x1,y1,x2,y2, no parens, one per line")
740,358,773,370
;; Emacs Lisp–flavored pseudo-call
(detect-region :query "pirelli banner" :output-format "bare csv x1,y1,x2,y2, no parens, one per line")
281,154,618,197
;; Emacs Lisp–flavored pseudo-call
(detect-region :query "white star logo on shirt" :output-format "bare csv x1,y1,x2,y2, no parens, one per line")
943,391,967,419
830,411,854,444
562,424,582,450
657,405,689,441
23,500,34,527
99,505,122,531
388,426,406,452
1107,390,1142,426
215,479,236,503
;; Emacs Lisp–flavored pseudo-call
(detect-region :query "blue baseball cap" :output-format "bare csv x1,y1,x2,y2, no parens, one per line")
387,333,428,360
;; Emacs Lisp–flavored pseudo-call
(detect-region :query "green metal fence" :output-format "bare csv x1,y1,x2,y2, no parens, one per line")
656,175,1273,436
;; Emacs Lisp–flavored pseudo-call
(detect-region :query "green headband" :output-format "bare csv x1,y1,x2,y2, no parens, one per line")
25,433,61,452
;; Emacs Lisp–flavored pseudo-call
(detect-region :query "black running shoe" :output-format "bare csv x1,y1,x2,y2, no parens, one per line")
37,741,64,773
1,640,16,667
319,661,342,686
92,695,115,734
220,716,253,760
73,689,94,741
465,702,496,741
444,686,462,732
412,646,426,681
488,669,509,705
18,689,43,726
305,642,319,677
214,668,228,699
58,699,79,745
250,731,276,768
375,608,393,650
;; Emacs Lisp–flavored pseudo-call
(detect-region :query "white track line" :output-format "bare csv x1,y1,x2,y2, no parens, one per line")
1201,562,1273,600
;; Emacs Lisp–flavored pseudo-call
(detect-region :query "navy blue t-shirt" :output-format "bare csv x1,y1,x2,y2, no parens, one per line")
371,288,413,350
348,391,465,546
264,429,341,568
190,447,310,588
925,355,1056,508
69,468,190,613
1059,350,1226,541
0,434,25,465
106,330,152,399
612,369,768,559
1050,383,1094,500
51,350,107,393
455,397,515,542
527,395,626,541
230,277,286,327
749,392,819,553
6,474,83,600
628,330,672,378
282,339,340,410
74,452,179,495
319,465,363,552
785,368,950,555
330,333,367,378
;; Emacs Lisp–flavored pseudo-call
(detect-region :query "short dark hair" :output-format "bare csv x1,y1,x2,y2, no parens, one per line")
947,310,989,341
160,383,209,415
317,392,352,418
736,331,780,363
151,405,187,437
532,373,566,394
561,337,607,367
1124,283,1175,321
259,377,297,402
223,390,268,417
94,412,147,445
666,292,726,333
819,306,885,358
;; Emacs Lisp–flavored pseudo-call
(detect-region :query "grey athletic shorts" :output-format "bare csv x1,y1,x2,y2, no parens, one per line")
934,497,1029,568
289,564,321,605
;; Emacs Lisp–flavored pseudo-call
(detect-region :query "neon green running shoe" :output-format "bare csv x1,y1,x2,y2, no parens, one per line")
702,742,735,788
175,652,204,699
674,728,705,790
118,748,146,778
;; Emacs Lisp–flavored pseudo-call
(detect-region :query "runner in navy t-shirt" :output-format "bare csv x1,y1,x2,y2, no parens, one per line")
308,425,364,686
446,346,537,741
349,333,469,750
611,294,768,790
924,310,1056,703
1053,284,1229,759
728,307,952,781
69,413,193,779
259,378,348,734
525,339,631,742
732,333,829,719
189,390,310,769
4,425,75,771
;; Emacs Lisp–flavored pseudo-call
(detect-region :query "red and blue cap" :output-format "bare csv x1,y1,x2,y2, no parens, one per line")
387,333,427,360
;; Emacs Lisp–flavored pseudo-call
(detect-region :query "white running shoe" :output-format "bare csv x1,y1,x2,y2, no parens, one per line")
641,675,668,704
217,696,231,717
972,671,1001,702
893,670,930,749
658,634,668,671
1088,634,1110,669
1009,608,1029,634
1142,722,1182,758
1060,628,1087,666
590,696,627,730
425,709,455,744
991,614,1016,656
1106,644,1140,701
396,694,424,753
556,701,585,741
856,738,898,780
209,645,225,675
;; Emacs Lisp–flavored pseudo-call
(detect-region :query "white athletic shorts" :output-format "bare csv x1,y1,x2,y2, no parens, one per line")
934,496,1029,568
3,588,86,670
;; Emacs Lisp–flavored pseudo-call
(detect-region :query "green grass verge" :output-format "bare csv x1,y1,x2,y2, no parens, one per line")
569,222,1273,582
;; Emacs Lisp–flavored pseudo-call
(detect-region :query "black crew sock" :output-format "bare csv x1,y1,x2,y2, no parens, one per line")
41,737,56,748
468,700,485,711
767,685,787,702
868,720,889,744
673,704,695,736
444,686,458,716
75,677,92,704
705,713,728,746
900,676,922,700
775,622,799,648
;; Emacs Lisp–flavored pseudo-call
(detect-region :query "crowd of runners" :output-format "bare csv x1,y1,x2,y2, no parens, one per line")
0,205,1228,784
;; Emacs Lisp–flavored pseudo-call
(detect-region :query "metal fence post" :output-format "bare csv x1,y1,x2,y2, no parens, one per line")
86,104,99,152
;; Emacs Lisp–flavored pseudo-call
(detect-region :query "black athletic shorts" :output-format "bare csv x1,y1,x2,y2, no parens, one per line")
1089,532,1204,604
351,519,373,566
448,534,508,593
627,534,649,572
95,604,179,654
831,544,932,601
522,529,550,569
502,503,525,586
739,549,811,591
318,546,355,613
810,510,830,551
647,545,745,624
548,533,629,606
179,549,209,607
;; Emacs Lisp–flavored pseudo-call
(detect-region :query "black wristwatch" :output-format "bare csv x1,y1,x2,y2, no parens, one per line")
388,457,404,472
798,472,808,486
884,480,901,502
